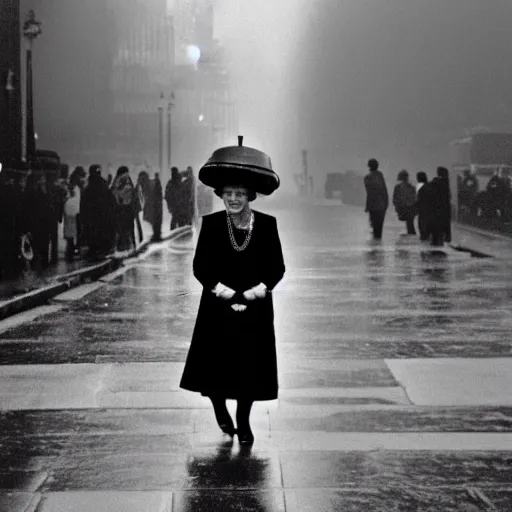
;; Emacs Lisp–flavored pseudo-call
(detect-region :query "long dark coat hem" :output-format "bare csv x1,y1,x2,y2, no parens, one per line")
179,210,285,402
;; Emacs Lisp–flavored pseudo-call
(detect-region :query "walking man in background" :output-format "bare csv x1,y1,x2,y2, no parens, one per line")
364,158,389,240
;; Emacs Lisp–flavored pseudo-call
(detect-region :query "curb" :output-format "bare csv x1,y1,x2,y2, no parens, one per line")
453,221,512,242
448,244,492,258
0,226,192,321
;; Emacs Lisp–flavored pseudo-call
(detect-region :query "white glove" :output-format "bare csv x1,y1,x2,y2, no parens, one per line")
243,289,256,301
231,304,247,312
252,283,267,299
243,283,267,301
212,282,235,300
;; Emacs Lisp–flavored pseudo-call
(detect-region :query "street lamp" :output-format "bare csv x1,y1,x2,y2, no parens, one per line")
167,92,175,171
23,10,42,163
158,92,165,174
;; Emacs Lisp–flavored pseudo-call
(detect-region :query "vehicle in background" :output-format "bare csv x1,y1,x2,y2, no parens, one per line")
324,172,343,199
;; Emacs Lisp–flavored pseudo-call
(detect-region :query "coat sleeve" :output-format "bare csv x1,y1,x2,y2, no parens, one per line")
193,216,219,291
261,216,285,291
381,175,389,209
392,184,399,209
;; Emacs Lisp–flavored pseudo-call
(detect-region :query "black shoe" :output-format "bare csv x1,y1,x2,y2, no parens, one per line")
215,411,236,436
219,422,236,437
237,428,254,445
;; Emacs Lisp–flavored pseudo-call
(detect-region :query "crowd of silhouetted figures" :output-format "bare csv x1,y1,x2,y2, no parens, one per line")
0,164,214,281
390,167,452,246
457,168,512,232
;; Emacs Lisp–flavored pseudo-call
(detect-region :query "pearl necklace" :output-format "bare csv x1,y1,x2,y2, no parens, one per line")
226,211,254,252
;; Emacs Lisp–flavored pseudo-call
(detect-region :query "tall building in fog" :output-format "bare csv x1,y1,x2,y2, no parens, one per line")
13,0,236,174
0,0,22,167
19,0,170,168
107,0,173,171
170,0,238,169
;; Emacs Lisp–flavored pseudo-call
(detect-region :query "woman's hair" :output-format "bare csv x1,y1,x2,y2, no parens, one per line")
214,185,257,201
397,169,409,182
88,164,101,176
437,166,449,179
116,166,129,177
69,166,86,188
416,171,427,183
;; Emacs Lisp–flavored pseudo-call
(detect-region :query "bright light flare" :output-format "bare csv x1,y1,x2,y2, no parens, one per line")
187,45,201,64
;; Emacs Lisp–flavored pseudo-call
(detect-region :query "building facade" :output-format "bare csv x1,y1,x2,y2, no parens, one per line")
11,0,237,179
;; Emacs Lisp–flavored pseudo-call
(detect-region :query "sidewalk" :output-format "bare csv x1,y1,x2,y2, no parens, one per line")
451,221,512,260
287,194,512,261
1,198,511,511
0,209,191,321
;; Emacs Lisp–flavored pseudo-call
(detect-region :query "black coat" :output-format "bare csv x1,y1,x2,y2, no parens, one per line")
364,170,389,211
80,175,117,252
180,209,286,401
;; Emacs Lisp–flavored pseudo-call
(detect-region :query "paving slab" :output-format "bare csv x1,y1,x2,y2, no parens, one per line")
280,451,512,488
278,387,411,406
386,358,512,405
0,364,111,410
41,443,282,492
268,405,512,432
0,492,41,512
266,432,512,452
34,492,172,512
284,487,512,512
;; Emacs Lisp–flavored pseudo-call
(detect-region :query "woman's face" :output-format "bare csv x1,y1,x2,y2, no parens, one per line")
222,185,250,215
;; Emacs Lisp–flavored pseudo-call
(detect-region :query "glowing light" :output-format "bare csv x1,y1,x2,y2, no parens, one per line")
187,45,201,64
198,114,205,122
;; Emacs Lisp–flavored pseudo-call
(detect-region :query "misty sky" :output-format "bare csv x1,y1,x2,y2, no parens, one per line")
214,0,512,185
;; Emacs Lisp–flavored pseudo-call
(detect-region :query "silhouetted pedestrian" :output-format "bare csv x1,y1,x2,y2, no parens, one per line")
69,166,87,252
80,165,116,260
63,180,80,261
181,166,196,226
49,178,67,264
111,166,138,252
459,169,479,215
415,171,430,241
23,173,52,269
135,171,150,242
364,158,389,239
393,169,417,235
486,167,509,222
429,166,452,246
151,173,163,241
165,166,182,229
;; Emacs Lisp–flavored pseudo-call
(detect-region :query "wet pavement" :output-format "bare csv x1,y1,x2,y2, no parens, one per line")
0,210,172,303
0,198,511,511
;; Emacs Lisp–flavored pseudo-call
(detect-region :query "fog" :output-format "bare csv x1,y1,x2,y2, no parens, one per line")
215,0,512,188
214,0,312,191
21,0,512,192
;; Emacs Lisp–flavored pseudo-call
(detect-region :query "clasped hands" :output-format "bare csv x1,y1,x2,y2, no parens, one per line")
212,282,268,312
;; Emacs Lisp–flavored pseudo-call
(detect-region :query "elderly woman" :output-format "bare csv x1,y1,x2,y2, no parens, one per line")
180,137,285,445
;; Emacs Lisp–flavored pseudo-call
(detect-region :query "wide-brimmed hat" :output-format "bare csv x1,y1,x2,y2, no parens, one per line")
198,136,280,195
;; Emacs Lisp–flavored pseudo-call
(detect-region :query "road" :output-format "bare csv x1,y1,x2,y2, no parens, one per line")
0,198,511,511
